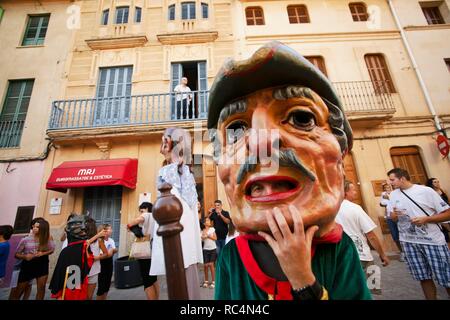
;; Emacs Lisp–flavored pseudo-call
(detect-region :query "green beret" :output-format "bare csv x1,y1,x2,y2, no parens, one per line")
207,41,352,151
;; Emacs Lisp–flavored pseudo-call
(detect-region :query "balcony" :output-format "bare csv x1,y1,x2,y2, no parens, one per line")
334,80,397,126
47,91,209,140
0,120,24,148
46,81,396,139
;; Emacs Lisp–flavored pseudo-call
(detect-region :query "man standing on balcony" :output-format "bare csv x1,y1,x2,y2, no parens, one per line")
174,77,192,120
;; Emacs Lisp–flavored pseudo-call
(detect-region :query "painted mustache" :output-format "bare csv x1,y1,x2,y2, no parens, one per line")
236,149,316,185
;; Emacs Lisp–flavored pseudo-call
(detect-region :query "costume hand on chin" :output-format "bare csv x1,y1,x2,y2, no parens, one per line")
258,205,318,289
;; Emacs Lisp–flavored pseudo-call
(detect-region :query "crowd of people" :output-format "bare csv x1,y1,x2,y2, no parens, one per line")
0,171,448,301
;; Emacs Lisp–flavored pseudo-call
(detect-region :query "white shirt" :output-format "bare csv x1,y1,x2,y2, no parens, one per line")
390,184,450,245
225,232,239,245
380,192,394,218
61,238,68,250
173,84,192,101
202,227,217,250
140,212,155,238
88,240,101,277
103,238,116,254
335,199,377,261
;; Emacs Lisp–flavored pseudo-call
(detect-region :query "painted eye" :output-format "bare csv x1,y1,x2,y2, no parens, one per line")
286,110,316,131
225,121,248,144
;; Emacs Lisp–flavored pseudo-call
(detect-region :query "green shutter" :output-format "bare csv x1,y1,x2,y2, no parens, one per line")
0,80,34,148
22,14,50,46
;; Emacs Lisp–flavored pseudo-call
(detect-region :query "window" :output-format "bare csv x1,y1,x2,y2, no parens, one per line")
390,147,428,185
349,2,368,22
365,54,396,93
13,206,35,234
115,6,129,24
182,2,196,20
22,14,50,46
168,4,176,20
101,9,109,25
421,6,445,24
135,7,142,23
287,5,310,24
0,80,34,148
246,7,264,25
445,58,450,73
305,56,327,76
95,66,133,125
202,3,208,19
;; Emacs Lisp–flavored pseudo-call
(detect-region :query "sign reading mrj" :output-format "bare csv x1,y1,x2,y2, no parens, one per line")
55,168,113,182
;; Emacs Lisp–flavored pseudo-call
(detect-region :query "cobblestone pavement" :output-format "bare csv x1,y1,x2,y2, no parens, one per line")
1,251,448,300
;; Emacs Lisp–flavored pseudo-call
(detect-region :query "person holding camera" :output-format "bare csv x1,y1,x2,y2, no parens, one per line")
206,200,231,256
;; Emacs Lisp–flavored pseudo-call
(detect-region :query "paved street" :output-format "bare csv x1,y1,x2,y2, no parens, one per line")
0,252,448,300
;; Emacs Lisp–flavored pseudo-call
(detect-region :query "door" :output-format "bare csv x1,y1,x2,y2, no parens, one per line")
95,66,133,125
202,155,218,213
390,147,428,185
84,186,122,245
344,152,364,207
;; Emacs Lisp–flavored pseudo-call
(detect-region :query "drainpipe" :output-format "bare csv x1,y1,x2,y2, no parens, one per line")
387,0,444,135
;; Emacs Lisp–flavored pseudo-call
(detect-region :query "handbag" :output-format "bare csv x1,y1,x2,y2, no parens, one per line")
400,189,449,238
129,236,151,260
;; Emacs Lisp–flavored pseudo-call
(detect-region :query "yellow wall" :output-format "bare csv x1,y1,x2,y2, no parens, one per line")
392,0,450,116
0,0,76,159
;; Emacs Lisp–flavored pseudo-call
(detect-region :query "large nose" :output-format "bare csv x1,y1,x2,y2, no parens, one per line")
247,107,278,158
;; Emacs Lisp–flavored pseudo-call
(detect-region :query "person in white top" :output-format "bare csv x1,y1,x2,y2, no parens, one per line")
335,180,389,285
173,77,193,119
85,218,109,300
150,128,203,300
127,202,159,300
201,218,217,289
96,224,118,300
388,168,450,300
379,182,404,260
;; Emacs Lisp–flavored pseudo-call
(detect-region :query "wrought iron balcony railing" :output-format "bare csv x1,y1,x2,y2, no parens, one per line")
0,120,25,148
48,90,209,130
47,81,396,131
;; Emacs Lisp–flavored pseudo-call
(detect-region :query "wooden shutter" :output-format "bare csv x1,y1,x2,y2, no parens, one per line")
445,58,450,73
390,147,428,185
344,153,364,208
13,206,35,234
305,56,328,77
365,54,396,93
246,7,264,25
22,15,50,46
202,156,218,213
422,7,444,25
287,5,310,24
349,2,368,22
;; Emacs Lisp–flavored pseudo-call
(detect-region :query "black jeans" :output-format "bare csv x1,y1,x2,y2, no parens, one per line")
176,99,192,119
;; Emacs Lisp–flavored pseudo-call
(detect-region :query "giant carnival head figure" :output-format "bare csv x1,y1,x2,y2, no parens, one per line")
207,41,353,236
65,214,89,244
160,127,193,168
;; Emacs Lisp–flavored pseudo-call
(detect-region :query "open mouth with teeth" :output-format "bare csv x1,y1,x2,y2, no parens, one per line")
244,176,301,203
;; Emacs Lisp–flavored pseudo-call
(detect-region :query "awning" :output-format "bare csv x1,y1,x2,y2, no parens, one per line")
46,158,138,193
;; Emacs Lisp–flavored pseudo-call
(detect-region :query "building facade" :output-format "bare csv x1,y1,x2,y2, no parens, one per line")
229,0,450,250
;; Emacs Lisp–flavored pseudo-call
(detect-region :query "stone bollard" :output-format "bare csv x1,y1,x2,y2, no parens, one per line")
152,182,189,300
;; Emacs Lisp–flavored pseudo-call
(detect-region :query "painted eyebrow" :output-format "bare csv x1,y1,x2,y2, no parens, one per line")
218,99,247,125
